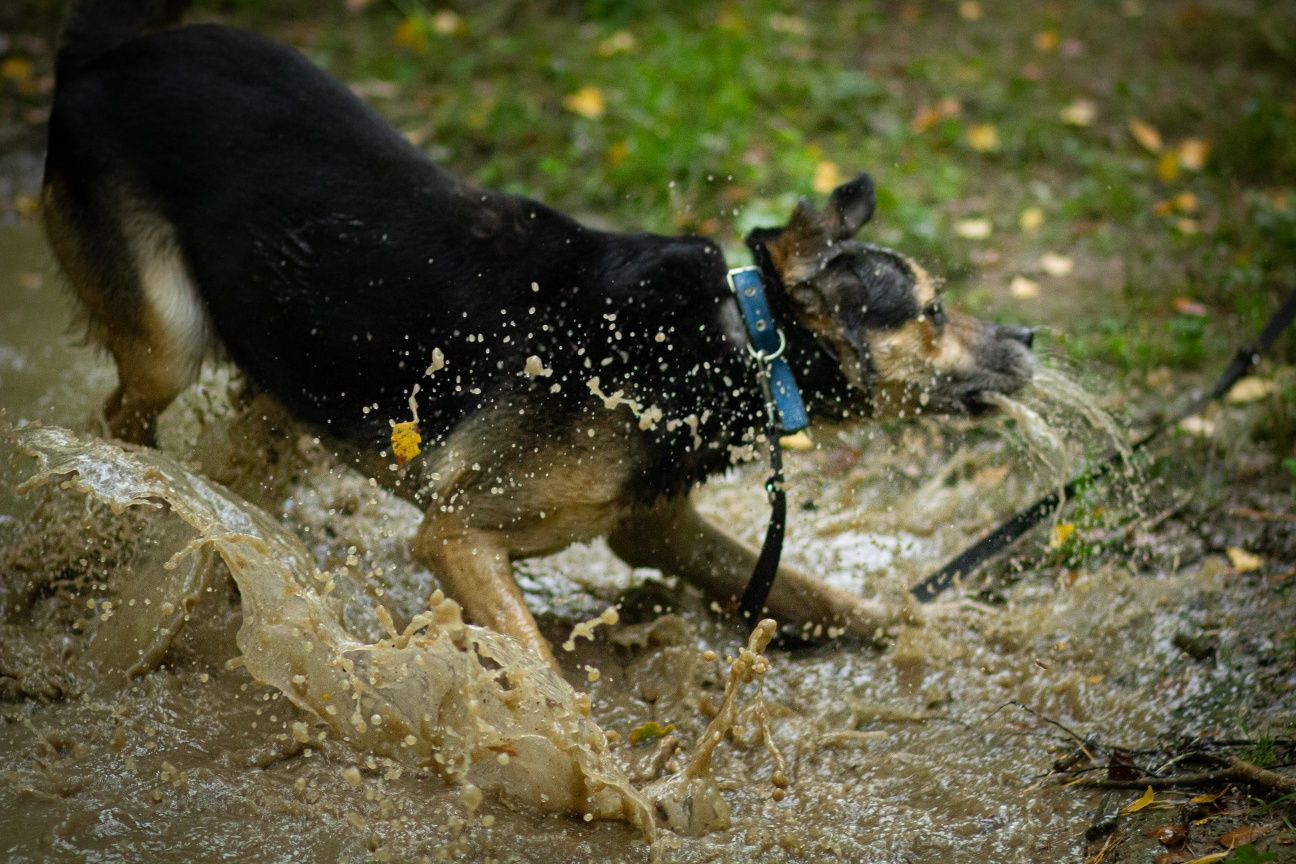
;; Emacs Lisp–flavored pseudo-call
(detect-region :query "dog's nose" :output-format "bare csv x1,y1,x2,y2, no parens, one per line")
1000,325,1035,349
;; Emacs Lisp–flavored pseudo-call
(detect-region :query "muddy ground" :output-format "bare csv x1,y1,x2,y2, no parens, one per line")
3,1,1296,862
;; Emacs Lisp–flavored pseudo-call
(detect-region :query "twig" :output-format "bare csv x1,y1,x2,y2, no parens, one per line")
1074,758,1296,794
1229,506,1296,524
985,701,1093,754
1085,829,1118,864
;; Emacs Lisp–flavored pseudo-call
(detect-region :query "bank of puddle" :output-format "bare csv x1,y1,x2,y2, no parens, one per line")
0,225,1256,862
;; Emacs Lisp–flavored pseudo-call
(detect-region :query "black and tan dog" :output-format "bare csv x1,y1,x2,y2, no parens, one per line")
43,0,1035,666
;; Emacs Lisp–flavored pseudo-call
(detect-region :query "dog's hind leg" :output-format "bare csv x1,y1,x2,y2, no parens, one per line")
412,512,558,668
44,179,208,446
609,497,910,643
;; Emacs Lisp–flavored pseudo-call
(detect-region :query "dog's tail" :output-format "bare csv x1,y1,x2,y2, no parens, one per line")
56,0,191,78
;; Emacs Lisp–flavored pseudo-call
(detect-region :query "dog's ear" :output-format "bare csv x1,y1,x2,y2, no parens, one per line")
823,172,875,240
745,172,877,286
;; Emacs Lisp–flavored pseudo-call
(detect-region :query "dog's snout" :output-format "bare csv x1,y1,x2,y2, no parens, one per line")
999,325,1035,350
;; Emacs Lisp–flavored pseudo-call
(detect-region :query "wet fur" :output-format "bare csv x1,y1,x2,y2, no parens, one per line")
43,1,1033,664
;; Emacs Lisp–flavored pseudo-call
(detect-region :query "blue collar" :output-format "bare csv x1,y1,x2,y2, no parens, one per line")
726,266,809,435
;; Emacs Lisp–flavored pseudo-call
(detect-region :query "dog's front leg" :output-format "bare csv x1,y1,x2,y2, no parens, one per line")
608,497,911,643
412,513,557,668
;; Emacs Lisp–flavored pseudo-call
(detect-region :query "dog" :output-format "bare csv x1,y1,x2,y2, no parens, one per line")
42,0,1035,667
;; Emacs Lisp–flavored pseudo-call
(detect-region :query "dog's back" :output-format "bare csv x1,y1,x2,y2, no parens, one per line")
43,0,746,485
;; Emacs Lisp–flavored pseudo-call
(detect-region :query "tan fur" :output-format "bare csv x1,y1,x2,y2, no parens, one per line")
44,179,211,445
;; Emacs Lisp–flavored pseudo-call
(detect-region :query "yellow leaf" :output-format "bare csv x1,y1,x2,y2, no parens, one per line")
1059,98,1097,127
1174,217,1199,235
597,30,636,57
1128,118,1163,153
1,57,34,85
1226,376,1277,403
966,123,1001,153
958,1,983,21
812,161,844,195
1226,547,1262,573
1009,276,1041,299
1189,787,1228,805
628,721,674,745
563,85,606,119
1178,138,1210,171
1172,191,1199,213
393,17,429,52
1034,30,1059,52
390,421,422,466
605,140,629,166
1018,206,1045,232
1119,785,1156,816
1157,150,1181,182
1050,523,1077,549
955,217,993,240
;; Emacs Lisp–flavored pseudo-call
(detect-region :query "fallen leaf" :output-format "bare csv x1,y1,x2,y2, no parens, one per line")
1172,296,1208,316
1009,276,1041,299
1129,118,1164,153
1050,522,1077,549
1019,205,1045,232
1060,98,1097,126
628,721,674,745
1147,823,1188,847
1178,416,1215,437
973,465,1009,487
393,17,429,52
1121,785,1157,816
769,14,810,35
1178,138,1211,171
1039,252,1074,277
563,85,606,119
1174,218,1199,235
605,140,629,166
1226,547,1262,573
1034,30,1059,52
1219,825,1271,848
390,421,422,466
1189,787,1229,805
813,161,844,195
1,56,34,87
1227,376,1277,403
966,123,1001,153
959,1,983,21
1179,854,1227,864
1173,192,1199,213
597,30,636,56
431,9,465,36
956,217,993,239
1158,150,1181,182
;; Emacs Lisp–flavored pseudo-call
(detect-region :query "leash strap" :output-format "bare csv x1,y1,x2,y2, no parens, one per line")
910,287,1296,603
727,266,807,628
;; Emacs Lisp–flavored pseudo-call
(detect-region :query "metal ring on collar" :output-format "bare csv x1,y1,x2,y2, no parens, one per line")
747,329,787,363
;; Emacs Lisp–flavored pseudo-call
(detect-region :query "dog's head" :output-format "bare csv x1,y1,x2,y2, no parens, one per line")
746,172,1034,417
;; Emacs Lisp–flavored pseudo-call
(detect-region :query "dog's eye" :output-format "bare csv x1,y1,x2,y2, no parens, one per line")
923,300,945,328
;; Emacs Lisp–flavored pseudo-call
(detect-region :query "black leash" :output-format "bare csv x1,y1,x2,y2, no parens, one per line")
910,287,1296,603
727,266,809,630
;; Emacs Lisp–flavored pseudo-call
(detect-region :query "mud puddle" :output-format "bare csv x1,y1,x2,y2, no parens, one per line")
1,221,1288,863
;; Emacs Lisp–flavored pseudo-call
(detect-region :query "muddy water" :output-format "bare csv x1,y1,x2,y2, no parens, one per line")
0,221,1253,862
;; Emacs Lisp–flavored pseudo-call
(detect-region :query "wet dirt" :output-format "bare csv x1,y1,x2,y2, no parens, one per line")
3,220,1294,863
